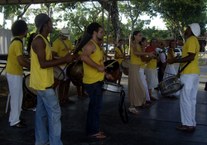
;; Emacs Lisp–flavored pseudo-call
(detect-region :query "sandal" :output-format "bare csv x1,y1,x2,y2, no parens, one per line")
89,132,106,139
128,107,139,115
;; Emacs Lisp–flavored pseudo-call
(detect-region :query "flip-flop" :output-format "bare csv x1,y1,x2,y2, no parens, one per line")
89,132,106,139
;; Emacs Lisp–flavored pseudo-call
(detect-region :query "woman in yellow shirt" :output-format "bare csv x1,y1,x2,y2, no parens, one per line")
128,31,155,114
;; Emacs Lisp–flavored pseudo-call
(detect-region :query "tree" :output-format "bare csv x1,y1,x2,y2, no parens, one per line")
151,0,207,39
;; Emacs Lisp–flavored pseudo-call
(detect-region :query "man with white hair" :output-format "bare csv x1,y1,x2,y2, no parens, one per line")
168,23,200,132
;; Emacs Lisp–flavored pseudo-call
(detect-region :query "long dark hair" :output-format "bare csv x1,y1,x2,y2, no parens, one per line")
74,22,102,54
131,31,140,41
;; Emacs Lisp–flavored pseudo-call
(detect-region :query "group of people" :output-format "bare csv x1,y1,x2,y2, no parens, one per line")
5,11,201,145
125,23,201,133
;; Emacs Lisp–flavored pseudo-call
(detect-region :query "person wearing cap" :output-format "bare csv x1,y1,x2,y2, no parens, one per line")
30,13,74,145
168,23,200,132
6,20,30,128
52,28,74,104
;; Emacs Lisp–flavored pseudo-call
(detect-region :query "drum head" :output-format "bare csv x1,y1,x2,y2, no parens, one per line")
158,76,183,96
23,74,37,109
121,59,130,75
54,66,65,81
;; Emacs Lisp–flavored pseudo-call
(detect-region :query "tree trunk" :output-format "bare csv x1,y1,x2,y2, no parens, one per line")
99,0,121,41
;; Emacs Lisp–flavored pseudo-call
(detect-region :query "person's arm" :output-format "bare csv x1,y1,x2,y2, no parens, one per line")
167,52,195,64
17,55,30,68
81,41,105,72
132,43,155,58
32,36,73,69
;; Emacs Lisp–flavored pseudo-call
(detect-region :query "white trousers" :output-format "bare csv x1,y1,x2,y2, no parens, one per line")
139,68,150,101
6,73,23,126
145,68,158,89
180,74,199,126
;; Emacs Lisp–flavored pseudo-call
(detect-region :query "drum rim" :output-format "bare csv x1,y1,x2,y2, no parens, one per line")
54,66,65,81
23,74,37,97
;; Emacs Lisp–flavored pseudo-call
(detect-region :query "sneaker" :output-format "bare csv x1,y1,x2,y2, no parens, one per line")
128,107,139,115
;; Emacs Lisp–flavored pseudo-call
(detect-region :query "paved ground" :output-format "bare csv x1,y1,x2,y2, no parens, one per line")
0,74,207,145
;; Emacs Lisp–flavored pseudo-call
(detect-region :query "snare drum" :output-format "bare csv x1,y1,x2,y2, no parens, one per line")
104,59,121,82
158,75,184,96
121,59,130,75
23,74,37,109
102,81,123,93
66,60,83,86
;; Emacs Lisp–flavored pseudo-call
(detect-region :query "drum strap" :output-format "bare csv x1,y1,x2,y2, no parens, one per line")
60,38,70,51
119,90,129,124
177,61,191,75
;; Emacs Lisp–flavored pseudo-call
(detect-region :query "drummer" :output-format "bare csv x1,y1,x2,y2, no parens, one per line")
80,22,107,139
114,39,125,85
145,39,159,101
52,28,74,104
167,23,200,132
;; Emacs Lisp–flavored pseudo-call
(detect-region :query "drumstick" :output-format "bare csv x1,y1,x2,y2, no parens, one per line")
105,60,118,68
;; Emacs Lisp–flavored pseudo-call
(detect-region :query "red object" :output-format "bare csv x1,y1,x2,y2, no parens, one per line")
145,46,156,52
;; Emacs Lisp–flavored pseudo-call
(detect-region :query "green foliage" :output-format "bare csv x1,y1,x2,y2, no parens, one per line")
151,0,207,38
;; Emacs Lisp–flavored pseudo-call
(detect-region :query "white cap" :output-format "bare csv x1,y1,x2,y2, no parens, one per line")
188,23,201,37
60,28,69,36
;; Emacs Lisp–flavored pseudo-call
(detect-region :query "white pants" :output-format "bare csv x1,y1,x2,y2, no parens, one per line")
6,73,23,126
180,74,199,126
145,68,158,89
139,68,150,101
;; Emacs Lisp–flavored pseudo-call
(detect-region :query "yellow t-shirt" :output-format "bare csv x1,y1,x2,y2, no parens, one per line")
146,58,157,69
83,40,104,84
115,47,124,64
181,36,200,74
6,39,23,75
52,38,74,57
30,34,54,90
130,44,145,68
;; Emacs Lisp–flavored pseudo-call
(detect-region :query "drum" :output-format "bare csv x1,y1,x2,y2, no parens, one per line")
158,75,184,96
23,74,37,109
121,59,130,75
102,81,123,93
54,66,65,81
66,60,83,86
104,59,120,82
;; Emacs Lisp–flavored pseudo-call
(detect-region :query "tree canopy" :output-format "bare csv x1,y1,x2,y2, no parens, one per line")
0,0,206,42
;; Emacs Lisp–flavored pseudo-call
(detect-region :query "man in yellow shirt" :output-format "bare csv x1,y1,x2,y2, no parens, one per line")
81,22,106,139
168,23,200,132
30,13,74,145
52,28,74,104
6,20,30,128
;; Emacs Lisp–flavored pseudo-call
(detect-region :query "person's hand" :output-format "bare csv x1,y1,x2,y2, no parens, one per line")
148,52,156,58
97,65,105,72
64,53,74,63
